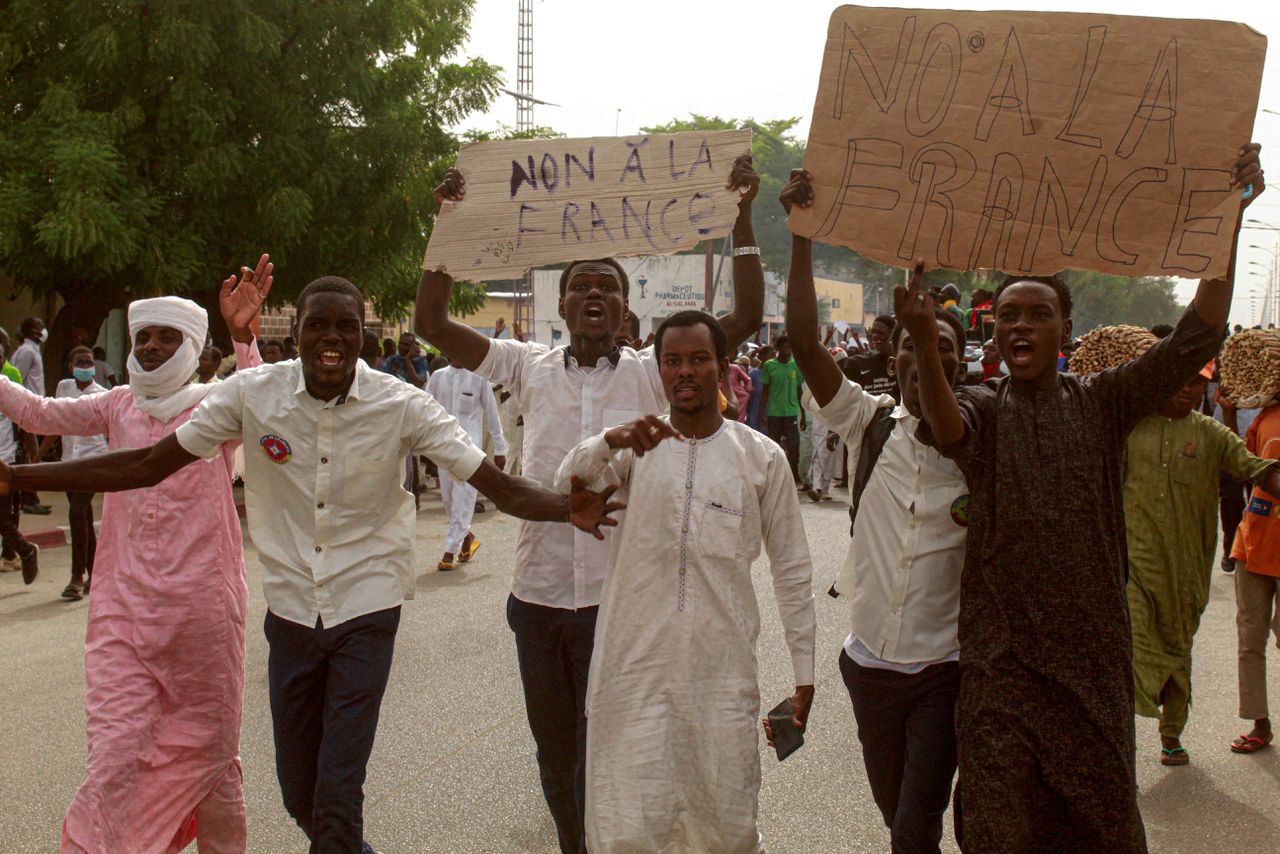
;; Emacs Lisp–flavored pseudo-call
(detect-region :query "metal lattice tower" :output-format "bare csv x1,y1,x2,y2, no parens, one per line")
516,0,534,132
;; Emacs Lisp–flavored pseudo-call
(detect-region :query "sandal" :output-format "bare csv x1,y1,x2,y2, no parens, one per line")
1160,746,1189,766
61,582,84,601
437,559,456,572
459,538,481,563
1231,732,1274,754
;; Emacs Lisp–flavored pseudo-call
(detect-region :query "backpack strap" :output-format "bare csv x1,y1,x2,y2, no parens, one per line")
849,406,897,536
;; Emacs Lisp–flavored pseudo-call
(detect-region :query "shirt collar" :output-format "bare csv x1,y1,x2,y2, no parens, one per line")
561,345,623,369
890,403,915,423
292,358,362,405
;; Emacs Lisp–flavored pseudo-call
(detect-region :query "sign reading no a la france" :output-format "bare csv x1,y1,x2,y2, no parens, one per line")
789,6,1266,280
423,130,752,280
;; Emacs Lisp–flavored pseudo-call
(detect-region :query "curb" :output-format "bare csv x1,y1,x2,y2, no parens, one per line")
23,503,248,551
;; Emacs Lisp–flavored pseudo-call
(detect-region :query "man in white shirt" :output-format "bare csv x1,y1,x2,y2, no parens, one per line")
779,171,970,853
416,157,765,854
0,275,622,854
426,362,507,570
554,311,815,853
47,345,110,599
10,316,50,515
0,331,39,583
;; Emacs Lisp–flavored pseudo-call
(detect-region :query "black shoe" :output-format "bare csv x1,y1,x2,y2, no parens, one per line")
20,502,51,515
1222,556,1237,573
20,546,39,585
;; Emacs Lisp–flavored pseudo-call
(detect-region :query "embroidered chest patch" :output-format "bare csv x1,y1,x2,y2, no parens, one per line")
260,434,292,464
950,495,970,528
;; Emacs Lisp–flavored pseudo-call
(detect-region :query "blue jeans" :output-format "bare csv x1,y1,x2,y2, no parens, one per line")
840,649,961,854
506,594,597,854
266,607,400,854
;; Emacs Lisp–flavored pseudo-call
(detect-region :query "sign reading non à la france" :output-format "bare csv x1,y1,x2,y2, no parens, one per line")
789,6,1266,279
423,130,753,280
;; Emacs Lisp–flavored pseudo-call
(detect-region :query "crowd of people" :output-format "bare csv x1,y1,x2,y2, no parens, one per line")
0,136,1274,854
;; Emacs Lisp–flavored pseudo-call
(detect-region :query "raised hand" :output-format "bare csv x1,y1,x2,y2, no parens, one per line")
494,317,507,339
727,153,760,206
220,253,273,344
779,169,815,215
1232,142,1264,209
569,476,626,540
434,168,466,210
512,321,525,342
604,415,683,457
893,259,938,350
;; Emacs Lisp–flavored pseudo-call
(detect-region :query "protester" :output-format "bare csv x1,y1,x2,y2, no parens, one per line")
554,311,815,853
1228,389,1280,755
11,316,50,515
0,269,622,854
382,331,430,387
282,336,299,360
614,311,643,350
416,155,763,854
898,143,1260,851
782,170,968,852
0,327,39,584
746,345,773,432
261,339,286,364
197,344,223,383
968,288,993,332
360,329,382,368
44,346,110,600
92,346,118,388
844,315,900,399
760,334,805,486
0,256,273,853
1125,362,1279,765
427,362,507,570
938,284,964,325
728,355,752,421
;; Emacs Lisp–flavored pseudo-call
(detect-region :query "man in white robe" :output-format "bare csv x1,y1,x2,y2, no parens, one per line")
555,310,816,854
427,362,506,570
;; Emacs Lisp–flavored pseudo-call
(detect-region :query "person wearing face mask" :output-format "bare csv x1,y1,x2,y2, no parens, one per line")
10,316,51,515
0,259,271,854
37,347,111,600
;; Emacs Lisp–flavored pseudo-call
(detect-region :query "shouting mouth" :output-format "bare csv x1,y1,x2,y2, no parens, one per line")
582,303,606,321
317,349,345,369
1008,338,1035,368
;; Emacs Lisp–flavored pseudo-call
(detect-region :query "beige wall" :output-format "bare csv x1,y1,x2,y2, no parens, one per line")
812,277,864,325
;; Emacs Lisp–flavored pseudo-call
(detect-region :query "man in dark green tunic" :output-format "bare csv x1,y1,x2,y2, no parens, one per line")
899,144,1262,852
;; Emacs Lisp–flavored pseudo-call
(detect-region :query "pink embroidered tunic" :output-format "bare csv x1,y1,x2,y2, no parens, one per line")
0,346,258,853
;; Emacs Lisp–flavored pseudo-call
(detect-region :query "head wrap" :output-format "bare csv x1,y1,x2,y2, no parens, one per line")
125,296,216,422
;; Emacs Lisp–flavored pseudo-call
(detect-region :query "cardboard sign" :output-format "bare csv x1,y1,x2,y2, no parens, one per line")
790,6,1266,279
424,130,752,280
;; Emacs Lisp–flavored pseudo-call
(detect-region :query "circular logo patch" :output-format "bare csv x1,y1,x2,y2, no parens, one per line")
260,434,292,464
950,495,970,528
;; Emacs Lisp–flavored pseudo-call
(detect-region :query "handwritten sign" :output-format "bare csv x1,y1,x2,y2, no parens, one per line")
790,6,1265,279
424,130,752,280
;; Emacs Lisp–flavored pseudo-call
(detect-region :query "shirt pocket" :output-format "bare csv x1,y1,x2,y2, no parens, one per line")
457,390,479,416
338,452,407,509
697,500,745,558
1171,454,1199,486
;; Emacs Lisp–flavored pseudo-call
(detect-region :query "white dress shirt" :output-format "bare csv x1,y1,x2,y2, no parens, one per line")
805,380,967,667
426,365,506,455
54,379,110,459
176,359,486,628
11,339,44,396
475,339,665,610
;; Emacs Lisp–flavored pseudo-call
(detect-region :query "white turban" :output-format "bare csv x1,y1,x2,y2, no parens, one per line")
126,296,215,422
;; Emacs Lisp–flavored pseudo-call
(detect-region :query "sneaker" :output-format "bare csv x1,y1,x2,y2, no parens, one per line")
0,555,19,573
20,546,39,585
20,502,51,516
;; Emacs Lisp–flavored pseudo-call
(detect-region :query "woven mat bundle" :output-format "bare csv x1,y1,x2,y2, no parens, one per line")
1220,329,1280,407
1067,325,1158,375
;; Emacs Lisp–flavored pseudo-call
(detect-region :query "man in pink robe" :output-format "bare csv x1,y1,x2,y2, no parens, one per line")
0,258,272,853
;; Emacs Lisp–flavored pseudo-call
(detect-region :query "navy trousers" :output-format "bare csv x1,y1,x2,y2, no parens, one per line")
841,649,961,854
266,606,400,854
506,593,597,854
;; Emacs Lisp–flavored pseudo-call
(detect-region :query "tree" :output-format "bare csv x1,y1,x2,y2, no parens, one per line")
0,0,500,385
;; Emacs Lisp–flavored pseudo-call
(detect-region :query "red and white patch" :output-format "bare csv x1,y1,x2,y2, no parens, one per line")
260,434,292,464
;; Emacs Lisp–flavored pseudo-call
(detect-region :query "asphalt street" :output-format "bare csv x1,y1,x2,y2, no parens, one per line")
1,486,1278,853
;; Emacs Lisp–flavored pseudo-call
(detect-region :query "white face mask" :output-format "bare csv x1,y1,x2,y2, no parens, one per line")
37,329,48,344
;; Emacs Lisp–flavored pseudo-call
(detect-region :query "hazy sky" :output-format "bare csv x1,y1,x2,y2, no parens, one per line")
455,1,1280,326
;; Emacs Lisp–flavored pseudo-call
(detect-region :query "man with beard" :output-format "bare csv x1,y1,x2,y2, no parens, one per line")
416,155,764,853
554,310,814,853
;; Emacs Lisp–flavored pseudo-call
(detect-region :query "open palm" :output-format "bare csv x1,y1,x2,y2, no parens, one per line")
220,253,274,341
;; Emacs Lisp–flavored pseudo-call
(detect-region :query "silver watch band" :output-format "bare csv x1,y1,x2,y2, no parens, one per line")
732,246,761,257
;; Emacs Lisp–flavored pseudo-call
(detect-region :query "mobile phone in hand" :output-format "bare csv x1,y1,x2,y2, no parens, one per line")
767,696,804,761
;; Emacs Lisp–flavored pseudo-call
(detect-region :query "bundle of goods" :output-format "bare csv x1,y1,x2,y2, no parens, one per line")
1219,328,1280,408
1067,325,1159,375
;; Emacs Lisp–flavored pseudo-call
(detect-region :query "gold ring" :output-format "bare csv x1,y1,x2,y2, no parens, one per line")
648,425,659,437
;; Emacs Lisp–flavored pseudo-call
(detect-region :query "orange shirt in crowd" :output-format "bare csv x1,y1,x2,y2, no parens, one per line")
1232,404,1280,577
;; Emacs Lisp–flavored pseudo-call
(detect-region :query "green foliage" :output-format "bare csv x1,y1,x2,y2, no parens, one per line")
1061,272,1183,334
0,0,501,344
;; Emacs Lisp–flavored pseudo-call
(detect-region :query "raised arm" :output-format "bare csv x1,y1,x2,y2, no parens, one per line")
414,169,496,371
896,260,965,446
1,434,197,495
0,374,113,437
719,154,765,351
1191,143,1263,330
780,170,845,407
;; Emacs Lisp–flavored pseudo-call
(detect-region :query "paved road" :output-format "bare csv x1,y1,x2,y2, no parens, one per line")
2,487,1278,852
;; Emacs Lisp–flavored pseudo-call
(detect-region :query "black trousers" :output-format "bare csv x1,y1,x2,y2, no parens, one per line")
767,415,801,482
506,593,597,854
1221,473,1248,560
0,493,31,561
67,491,96,579
840,649,961,854
266,606,400,854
